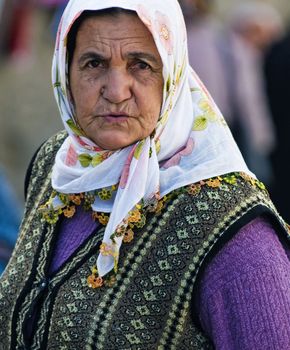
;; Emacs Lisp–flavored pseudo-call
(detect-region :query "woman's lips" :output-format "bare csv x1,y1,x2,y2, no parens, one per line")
102,114,129,123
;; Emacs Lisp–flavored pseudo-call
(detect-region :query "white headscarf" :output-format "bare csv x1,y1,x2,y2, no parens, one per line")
51,0,252,278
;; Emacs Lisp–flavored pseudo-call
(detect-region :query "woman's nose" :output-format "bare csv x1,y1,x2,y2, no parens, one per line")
101,68,132,104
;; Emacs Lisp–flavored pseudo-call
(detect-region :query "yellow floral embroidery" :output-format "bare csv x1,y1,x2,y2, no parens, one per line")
98,188,112,200
68,194,83,205
187,184,201,195
87,274,104,289
115,224,127,238
155,200,164,214
256,180,266,190
206,178,221,188
123,229,134,243
128,209,142,223
240,172,253,183
92,212,109,225
42,211,60,224
63,205,76,218
223,174,237,185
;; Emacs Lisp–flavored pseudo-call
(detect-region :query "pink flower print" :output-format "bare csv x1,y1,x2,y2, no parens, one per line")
119,146,135,189
155,11,173,55
73,135,102,152
65,143,78,166
137,4,153,31
162,138,195,169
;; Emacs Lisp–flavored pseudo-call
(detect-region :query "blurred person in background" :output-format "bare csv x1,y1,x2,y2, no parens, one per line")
38,0,68,38
180,0,283,187
0,166,21,275
179,0,227,123
0,0,34,65
225,1,283,185
264,27,290,223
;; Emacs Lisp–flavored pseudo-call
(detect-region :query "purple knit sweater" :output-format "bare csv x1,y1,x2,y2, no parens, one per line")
50,211,290,348
49,207,98,273
196,217,290,349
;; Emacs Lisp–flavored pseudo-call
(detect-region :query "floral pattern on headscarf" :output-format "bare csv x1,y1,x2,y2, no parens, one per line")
51,0,252,279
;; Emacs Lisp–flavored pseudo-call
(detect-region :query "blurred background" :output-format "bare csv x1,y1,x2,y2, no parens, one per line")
0,0,290,270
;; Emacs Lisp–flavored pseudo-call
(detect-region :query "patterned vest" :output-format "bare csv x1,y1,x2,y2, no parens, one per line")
0,131,288,350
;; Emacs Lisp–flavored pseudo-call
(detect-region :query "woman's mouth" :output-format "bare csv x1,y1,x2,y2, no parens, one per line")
101,113,129,123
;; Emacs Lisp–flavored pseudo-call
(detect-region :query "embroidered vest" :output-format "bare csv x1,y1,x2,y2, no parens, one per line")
0,131,288,350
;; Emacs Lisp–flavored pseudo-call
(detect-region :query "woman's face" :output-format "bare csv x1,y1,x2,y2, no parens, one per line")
69,12,164,150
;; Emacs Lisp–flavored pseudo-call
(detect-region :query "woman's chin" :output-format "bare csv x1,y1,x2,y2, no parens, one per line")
92,133,138,151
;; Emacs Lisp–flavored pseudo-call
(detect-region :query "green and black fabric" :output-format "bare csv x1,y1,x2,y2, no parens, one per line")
0,131,288,350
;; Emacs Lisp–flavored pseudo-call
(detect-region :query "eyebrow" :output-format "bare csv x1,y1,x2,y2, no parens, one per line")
126,52,160,65
77,51,160,66
78,52,104,65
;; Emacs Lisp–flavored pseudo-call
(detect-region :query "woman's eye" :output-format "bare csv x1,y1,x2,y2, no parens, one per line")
87,60,101,68
134,61,151,70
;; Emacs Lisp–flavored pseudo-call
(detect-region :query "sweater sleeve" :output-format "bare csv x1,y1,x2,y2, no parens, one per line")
195,216,290,350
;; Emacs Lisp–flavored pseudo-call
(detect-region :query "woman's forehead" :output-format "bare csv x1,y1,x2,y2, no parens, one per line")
76,11,150,42
73,12,161,62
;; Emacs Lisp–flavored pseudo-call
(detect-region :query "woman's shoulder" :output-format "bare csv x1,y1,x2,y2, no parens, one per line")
27,130,67,169
35,130,68,159
175,172,277,230
200,216,290,289
24,130,67,199
195,216,290,348
172,173,289,284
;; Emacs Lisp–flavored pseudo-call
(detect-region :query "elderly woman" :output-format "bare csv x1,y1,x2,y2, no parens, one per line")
0,0,290,349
